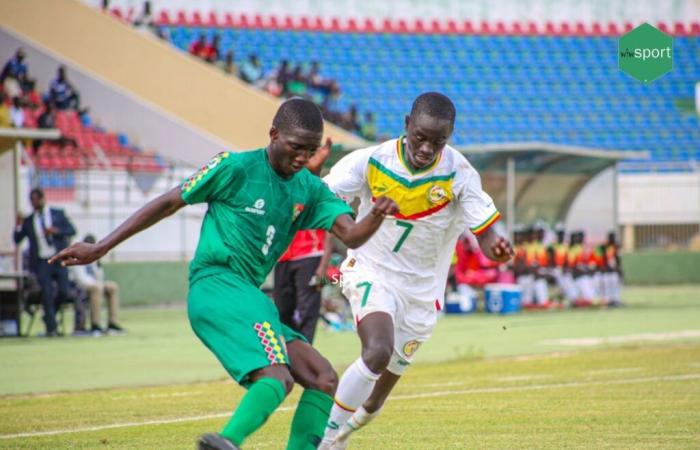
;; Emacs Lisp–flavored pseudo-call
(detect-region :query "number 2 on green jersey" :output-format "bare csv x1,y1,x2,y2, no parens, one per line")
392,220,414,252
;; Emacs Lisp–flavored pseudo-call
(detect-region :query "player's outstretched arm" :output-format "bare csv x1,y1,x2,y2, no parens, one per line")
49,187,187,267
330,196,398,249
477,227,515,263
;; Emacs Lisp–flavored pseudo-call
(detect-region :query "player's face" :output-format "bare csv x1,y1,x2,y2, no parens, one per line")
404,114,453,169
269,127,322,177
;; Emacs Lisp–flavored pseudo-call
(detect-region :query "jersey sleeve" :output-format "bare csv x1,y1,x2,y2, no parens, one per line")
322,147,373,202
299,176,355,231
455,161,501,236
181,151,238,204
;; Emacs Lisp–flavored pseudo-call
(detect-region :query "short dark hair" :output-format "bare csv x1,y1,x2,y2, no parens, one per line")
409,92,456,124
30,188,44,199
272,98,324,134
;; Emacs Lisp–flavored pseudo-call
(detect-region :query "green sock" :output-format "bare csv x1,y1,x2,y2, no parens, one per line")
221,377,286,446
286,389,334,450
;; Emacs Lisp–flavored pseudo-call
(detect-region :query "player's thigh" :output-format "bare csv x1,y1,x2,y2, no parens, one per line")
188,272,291,386
389,295,438,373
286,338,337,395
340,265,398,324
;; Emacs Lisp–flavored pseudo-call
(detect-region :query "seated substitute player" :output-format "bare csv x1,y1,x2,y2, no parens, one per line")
49,98,399,450
319,92,514,449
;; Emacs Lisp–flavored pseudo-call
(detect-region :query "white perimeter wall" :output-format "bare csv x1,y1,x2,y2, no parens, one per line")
87,0,700,28
566,168,700,242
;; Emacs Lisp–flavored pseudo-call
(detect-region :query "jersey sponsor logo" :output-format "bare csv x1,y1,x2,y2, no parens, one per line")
292,203,305,222
245,198,266,215
428,185,448,204
403,339,421,357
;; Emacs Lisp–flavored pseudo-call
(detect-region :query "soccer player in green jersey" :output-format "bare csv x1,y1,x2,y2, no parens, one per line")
50,98,399,450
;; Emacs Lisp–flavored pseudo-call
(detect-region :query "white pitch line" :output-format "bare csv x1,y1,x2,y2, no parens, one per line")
496,374,552,382
585,367,642,375
2,373,699,440
540,330,700,347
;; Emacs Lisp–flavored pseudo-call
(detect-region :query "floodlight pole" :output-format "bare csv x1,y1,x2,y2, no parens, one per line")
506,156,515,240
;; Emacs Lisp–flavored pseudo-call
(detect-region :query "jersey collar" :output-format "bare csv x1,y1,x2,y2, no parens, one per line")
396,135,442,175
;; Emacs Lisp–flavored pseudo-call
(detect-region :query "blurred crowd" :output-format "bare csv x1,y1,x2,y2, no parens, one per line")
448,225,623,310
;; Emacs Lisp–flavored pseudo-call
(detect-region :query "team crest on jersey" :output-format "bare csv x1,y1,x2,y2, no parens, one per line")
292,203,305,222
427,185,448,204
182,151,230,193
403,340,421,357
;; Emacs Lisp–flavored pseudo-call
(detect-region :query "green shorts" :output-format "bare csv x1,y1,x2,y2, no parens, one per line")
188,270,306,386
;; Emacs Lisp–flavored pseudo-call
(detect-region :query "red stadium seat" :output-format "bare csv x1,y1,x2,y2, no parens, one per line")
446,20,458,33
156,10,170,25
575,22,586,35
413,19,425,33
238,13,250,28
330,17,341,31
313,17,325,31
480,21,491,34
511,22,524,35
560,22,572,35
430,19,442,34
527,22,538,34
268,15,280,29
110,7,122,19
299,16,311,30
591,22,603,35
397,19,408,33
658,22,669,33
462,20,474,33
223,13,235,27
623,22,634,32
253,14,264,28
545,22,556,34
176,11,187,26
382,18,394,32
347,18,359,31
606,22,619,35
192,11,203,26
494,21,507,35
206,11,218,27
674,22,687,36
363,18,376,32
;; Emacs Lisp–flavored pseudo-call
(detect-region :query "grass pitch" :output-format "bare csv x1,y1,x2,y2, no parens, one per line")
1,285,699,449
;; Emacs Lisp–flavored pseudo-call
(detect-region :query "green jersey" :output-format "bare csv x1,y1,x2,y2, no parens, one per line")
181,149,353,286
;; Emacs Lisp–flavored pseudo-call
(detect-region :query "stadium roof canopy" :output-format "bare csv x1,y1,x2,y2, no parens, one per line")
328,142,648,236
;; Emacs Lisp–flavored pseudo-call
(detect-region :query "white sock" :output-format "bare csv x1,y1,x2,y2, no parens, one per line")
322,358,380,444
337,406,382,442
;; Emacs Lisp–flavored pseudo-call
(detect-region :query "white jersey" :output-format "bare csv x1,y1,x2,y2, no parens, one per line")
323,137,500,303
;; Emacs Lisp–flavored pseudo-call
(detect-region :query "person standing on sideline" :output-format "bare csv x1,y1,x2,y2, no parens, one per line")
14,188,76,336
71,234,124,335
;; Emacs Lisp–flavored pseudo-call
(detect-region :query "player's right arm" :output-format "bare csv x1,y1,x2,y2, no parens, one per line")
49,187,186,266
330,197,398,249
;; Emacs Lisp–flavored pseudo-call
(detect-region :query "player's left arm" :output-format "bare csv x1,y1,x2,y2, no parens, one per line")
476,228,514,263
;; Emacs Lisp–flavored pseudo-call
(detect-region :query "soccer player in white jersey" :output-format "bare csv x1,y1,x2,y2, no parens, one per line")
319,93,514,449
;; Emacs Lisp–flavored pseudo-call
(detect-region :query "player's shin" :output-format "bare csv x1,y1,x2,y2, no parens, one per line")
221,377,286,446
286,389,334,450
321,358,380,444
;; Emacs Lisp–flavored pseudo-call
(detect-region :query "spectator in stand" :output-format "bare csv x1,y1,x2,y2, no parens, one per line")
0,47,29,88
0,91,10,127
71,234,124,335
202,34,220,64
306,61,335,98
48,66,81,111
32,102,56,153
340,104,360,133
188,34,207,59
265,59,290,97
14,188,76,337
218,50,239,77
286,65,308,98
9,96,24,128
360,111,377,141
22,79,42,109
132,1,154,33
239,53,263,85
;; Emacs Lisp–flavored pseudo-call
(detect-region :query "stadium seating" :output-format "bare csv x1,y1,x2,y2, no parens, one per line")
160,25,699,164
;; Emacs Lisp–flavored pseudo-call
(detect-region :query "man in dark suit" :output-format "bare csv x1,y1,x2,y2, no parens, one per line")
14,188,76,336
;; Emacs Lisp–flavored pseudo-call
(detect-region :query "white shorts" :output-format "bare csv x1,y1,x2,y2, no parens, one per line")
340,257,439,364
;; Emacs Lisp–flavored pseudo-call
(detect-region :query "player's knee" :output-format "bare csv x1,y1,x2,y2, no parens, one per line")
362,344,392,373
313,366,339,396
